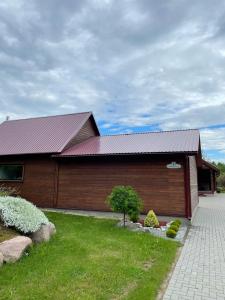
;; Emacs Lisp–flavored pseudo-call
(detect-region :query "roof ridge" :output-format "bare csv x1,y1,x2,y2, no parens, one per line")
2,111,92,123
101,128,199,137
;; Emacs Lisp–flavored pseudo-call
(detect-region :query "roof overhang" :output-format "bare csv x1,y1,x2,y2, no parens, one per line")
200,159,220,173
53,151,198,158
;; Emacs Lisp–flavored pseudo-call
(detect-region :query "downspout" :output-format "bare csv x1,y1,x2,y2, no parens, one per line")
184,155,192,219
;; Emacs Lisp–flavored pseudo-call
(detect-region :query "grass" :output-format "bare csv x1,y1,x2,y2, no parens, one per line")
0,212,179,300
0,223,19,243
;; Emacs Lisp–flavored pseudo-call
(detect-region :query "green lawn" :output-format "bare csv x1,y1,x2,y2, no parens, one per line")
0,212,179,300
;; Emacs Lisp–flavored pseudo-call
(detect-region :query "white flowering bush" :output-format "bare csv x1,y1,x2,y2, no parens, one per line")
0,196,49,233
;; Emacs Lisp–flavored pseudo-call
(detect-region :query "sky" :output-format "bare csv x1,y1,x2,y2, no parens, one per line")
0,0,224,162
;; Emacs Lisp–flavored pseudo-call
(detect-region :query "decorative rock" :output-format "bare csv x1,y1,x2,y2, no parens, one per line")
116,218,188,243
0,236,32,263
135,223,143,228
31,222,56,243
49,222,56,235
0,252,3,266
143,227,151,232
117,220,140,229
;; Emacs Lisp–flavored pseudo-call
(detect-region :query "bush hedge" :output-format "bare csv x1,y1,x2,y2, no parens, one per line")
166,229,177,238
166,219,181,239
0,196,49,233
169,225,179,232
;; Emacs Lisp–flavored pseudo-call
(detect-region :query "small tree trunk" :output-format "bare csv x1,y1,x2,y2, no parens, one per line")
123,211,126,228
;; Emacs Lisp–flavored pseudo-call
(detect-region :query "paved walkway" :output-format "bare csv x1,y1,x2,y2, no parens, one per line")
163,193,225,300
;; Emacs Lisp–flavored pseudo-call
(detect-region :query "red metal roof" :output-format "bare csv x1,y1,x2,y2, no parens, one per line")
0,112,92,155
59,129,200,157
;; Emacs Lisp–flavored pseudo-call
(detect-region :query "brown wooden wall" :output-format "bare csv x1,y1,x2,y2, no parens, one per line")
0,154,189,216
57,156,186,216
0,156,55,207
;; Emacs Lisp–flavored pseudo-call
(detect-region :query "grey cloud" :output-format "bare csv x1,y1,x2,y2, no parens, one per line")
0,0,225,157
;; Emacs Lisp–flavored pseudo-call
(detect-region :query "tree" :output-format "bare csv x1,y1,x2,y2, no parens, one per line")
107,186,142,227
212,161,225,174
217,174,225,189
217,162,225,174
212,161,225,190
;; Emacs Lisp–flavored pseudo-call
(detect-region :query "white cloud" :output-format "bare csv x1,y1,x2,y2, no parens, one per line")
200,127,225,154
0,0,224,159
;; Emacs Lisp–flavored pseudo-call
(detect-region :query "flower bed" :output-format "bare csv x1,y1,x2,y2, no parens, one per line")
118,217,188,243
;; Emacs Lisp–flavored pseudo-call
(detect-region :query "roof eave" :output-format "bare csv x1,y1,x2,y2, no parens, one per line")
53,150,199,158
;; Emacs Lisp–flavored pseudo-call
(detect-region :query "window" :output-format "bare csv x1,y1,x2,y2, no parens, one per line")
0,165,24,181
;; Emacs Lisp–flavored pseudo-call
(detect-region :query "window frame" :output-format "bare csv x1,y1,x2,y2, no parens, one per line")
0,164,24,182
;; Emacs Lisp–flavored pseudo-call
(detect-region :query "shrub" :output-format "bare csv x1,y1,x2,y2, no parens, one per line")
0,184,20,197
166,229,177,238
144,210,159,228
217,174,225,189
129,210,139,223
216,187,225,193
107,186,142,227
170,225,179,232
170,220,181,228
174,219,182,226
0,196,49,233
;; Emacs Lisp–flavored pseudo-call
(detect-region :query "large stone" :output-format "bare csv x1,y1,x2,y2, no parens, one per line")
0,236,32,263
31,222,56,243
117,220,140,230
0,252,3,266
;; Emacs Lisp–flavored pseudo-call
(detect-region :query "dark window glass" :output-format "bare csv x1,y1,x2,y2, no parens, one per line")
0,165,23,181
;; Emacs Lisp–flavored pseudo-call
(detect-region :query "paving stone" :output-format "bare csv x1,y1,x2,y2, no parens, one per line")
163,194,225,300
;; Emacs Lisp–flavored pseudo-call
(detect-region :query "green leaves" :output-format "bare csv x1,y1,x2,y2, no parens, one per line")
144,210,159,228
107,186,142,225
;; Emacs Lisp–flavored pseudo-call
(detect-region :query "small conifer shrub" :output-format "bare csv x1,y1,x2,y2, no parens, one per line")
144,210,159,228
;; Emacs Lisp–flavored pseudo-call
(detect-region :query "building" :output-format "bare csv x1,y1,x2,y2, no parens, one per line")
198,159,218,195
0,112,218,219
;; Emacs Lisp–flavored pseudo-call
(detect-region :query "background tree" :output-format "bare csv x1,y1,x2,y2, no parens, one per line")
212,161,225,191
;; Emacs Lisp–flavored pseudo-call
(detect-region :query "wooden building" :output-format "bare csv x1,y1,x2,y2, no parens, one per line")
198,160,219,195
0,112,217,219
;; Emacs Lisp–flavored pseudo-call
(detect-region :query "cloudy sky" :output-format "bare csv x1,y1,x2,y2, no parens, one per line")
0,0,225,161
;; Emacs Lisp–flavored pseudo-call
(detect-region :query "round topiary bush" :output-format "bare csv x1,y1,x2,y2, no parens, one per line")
166,229,177,238
171,220,180,228
174,219,182,226
107,186,142,227
0,196,49,234
170,225,179,232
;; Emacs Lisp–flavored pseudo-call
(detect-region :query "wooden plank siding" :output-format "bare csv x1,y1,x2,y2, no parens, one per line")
0,154,188,216
57,156,186,216
0,155,55,207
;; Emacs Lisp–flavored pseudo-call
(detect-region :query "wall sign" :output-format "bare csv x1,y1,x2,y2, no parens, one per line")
166,162,181,169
